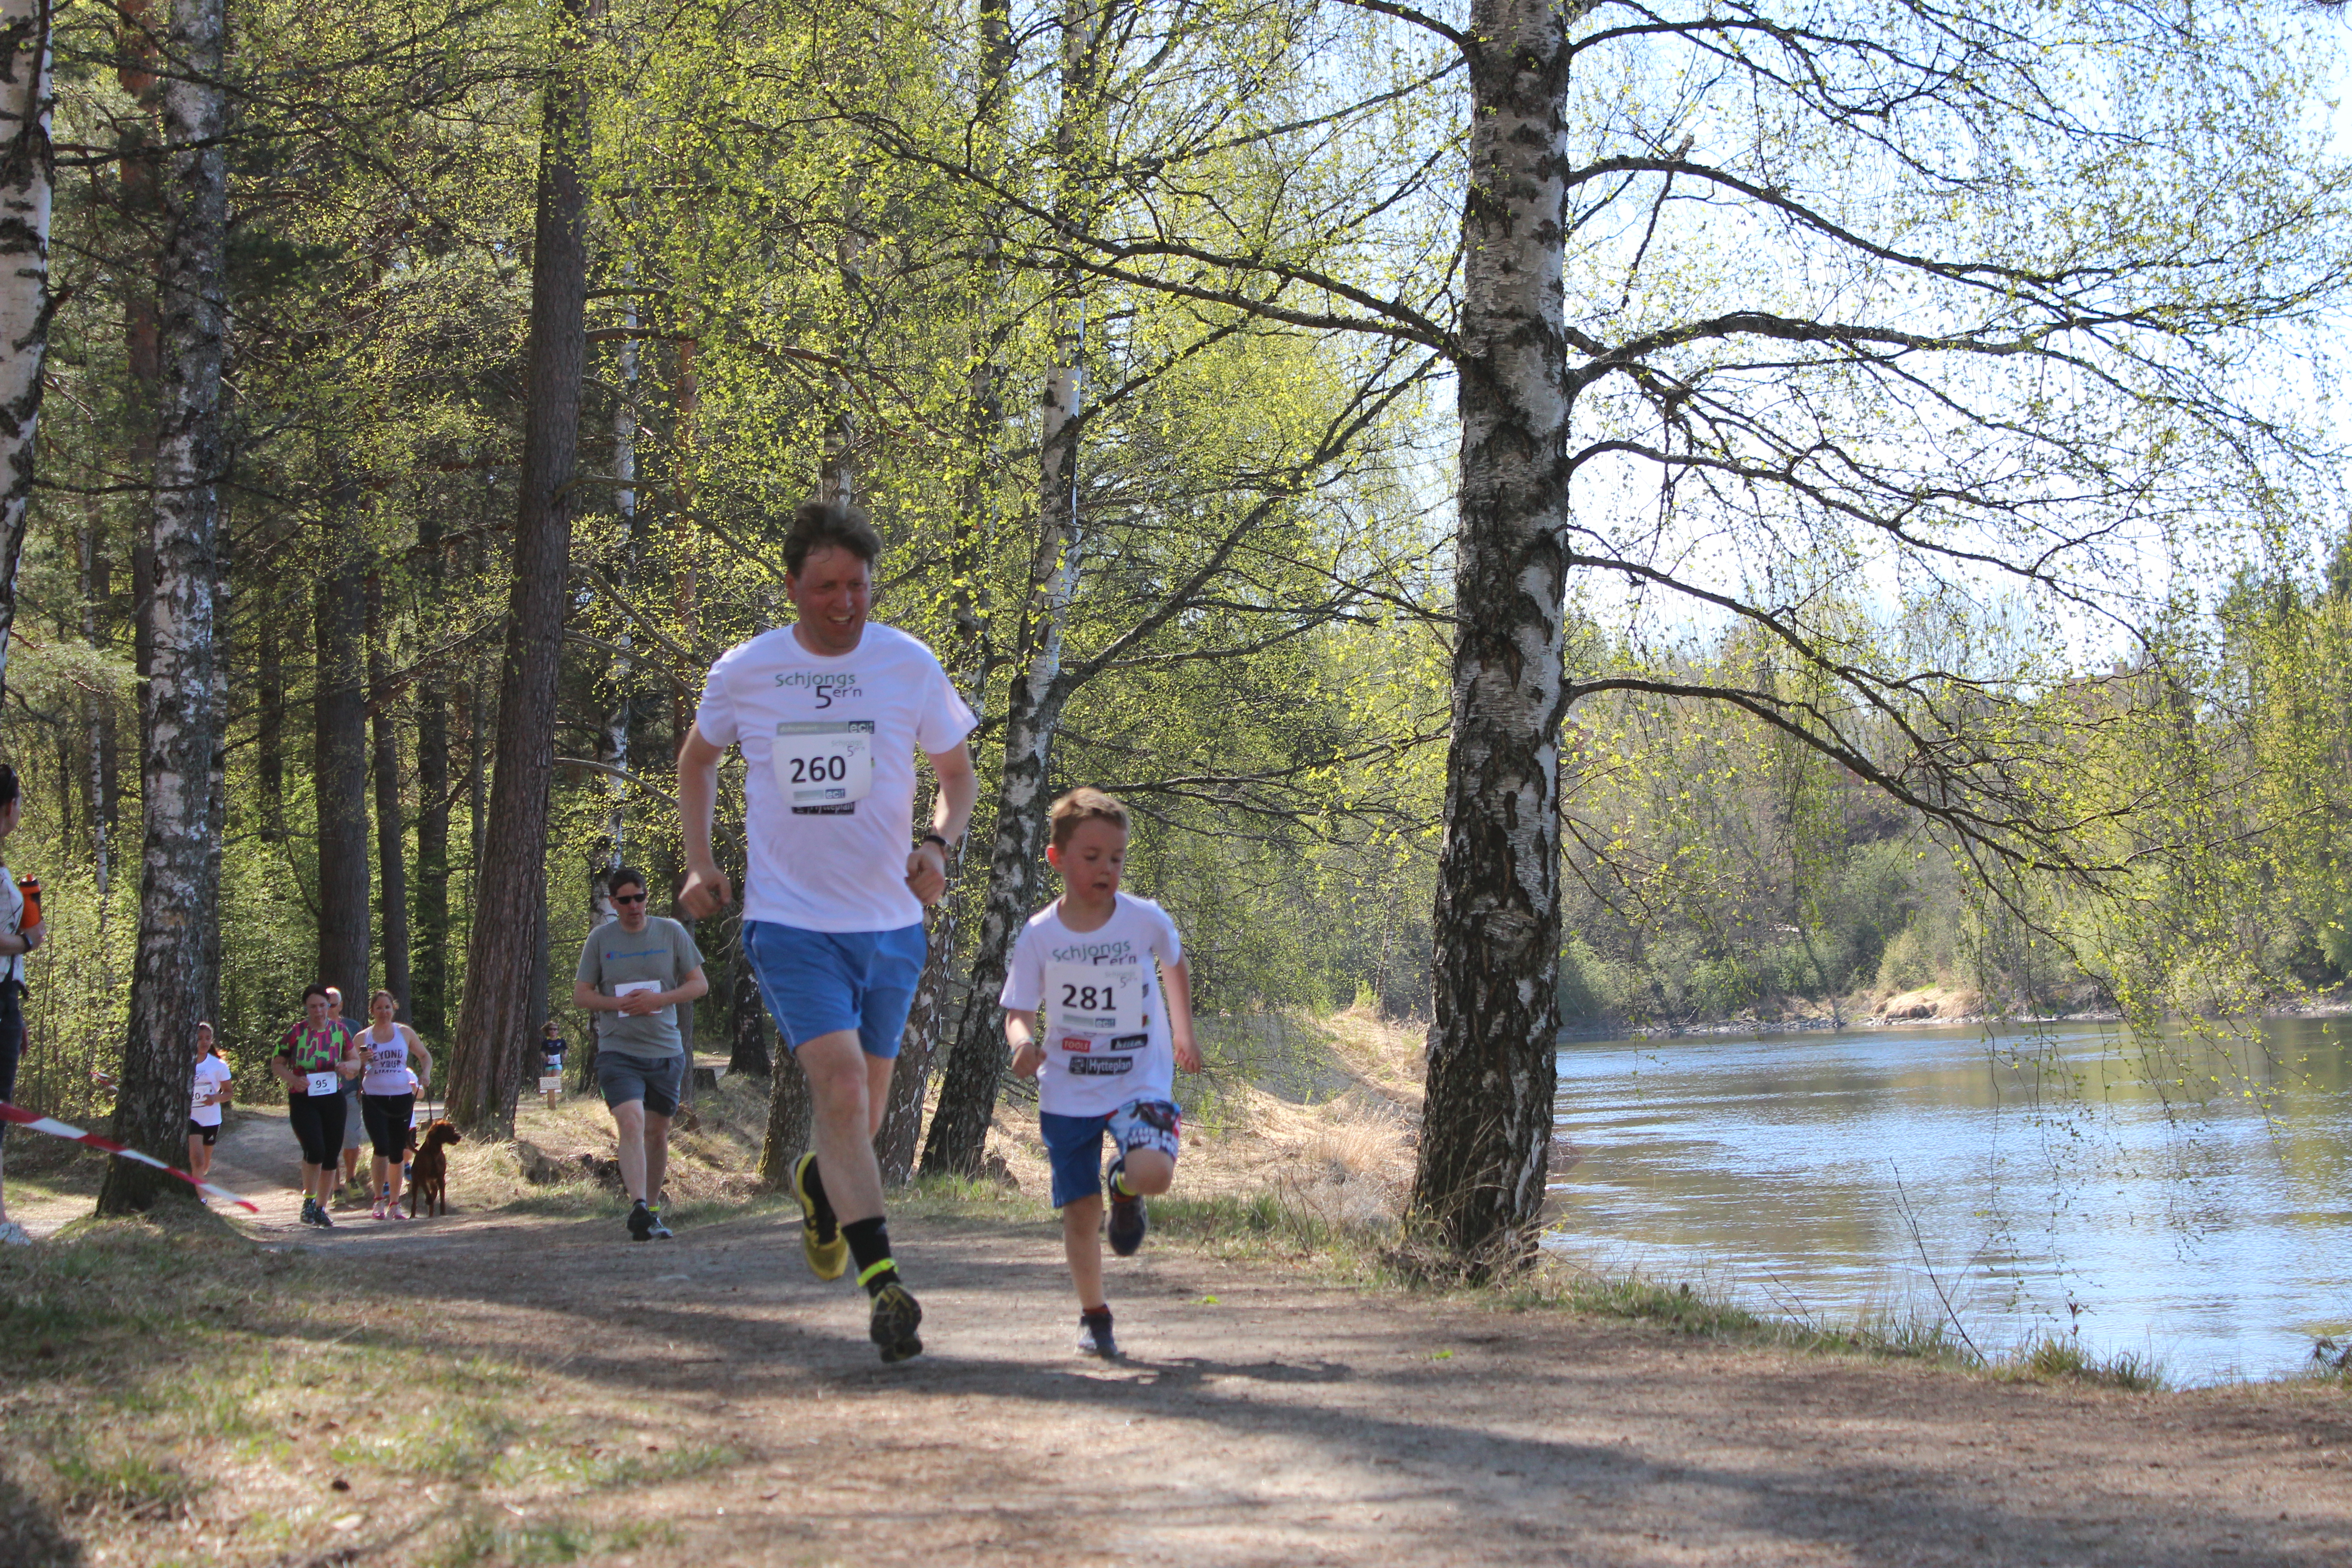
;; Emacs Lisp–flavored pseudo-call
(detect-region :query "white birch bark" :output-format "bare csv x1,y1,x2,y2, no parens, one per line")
0,0,50,702
1405,0,1584,1270
918,0,1100,1176
102,0,227,1212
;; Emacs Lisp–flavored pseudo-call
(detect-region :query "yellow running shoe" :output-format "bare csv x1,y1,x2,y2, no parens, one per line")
792,1152,848,1281
869,1279,924,1364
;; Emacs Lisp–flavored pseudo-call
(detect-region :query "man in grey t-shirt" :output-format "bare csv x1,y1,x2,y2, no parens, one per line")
572,865,708,1240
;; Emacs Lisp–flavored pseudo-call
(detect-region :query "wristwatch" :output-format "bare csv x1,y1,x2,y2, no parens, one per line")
920,832,950,851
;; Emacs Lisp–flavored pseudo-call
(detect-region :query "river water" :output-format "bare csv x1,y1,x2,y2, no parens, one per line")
1547,1015,2352,1385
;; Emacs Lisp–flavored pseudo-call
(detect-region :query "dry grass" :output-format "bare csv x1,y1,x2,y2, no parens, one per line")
459,1072,771,1218
977,1004,1424,1234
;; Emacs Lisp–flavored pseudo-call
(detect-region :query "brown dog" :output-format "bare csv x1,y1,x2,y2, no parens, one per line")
407,1119,461,1218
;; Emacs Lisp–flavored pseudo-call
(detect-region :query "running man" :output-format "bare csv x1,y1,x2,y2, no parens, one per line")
356,990,431,1220
188,1022,233,1194
680,499,977,1363
273,985,361,1227
572,865,707,1240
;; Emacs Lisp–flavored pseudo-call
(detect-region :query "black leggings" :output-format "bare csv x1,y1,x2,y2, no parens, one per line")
360,1093,414,1159
0,979,21,1145
288,1090,346,1166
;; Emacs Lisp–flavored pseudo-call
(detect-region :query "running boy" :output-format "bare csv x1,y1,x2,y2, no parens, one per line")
1001,788,1200,1357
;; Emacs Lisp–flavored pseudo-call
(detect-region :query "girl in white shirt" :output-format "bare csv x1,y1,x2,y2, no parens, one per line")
187,1023,233,1189
357,990,433,1220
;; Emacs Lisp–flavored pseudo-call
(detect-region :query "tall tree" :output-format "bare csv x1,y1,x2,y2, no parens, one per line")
313,491,371,1010
443,0,591,1132
367,567,410,1010
0,0,51,704
99,0,226,1213
411,514,451,1038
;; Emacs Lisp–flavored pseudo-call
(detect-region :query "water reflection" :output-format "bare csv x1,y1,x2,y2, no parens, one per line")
1547,1016,2352,1385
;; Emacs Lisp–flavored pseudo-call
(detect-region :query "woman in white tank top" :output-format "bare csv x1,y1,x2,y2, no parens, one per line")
358,990,433,1220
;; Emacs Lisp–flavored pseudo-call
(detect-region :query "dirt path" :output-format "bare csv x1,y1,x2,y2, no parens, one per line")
16,1114,2352,1564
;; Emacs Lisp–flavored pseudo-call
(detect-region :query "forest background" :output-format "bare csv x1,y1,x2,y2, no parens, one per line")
1,0,2351,1262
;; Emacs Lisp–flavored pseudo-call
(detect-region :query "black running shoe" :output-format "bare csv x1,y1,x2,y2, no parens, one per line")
1106,1159,1147,1257
299,1197,319,1227
1077,1308,1118,1358
869,1280,925,1364
314,1203,335,1229
627,1200,654,1242
646,1205,674,1240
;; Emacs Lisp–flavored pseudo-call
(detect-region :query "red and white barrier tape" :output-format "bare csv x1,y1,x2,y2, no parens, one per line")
0,1101,260,1212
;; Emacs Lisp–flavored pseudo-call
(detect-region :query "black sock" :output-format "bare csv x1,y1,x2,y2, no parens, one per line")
801,1155,838,1243
842,1216,898,1295
1082,1305,1112,1325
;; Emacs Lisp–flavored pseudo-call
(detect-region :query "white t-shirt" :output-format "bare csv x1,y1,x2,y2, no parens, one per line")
358,1024,414,1095
0,867,23,986
1000,893,1184,1119
191,1054,232,1127
695,623,976,933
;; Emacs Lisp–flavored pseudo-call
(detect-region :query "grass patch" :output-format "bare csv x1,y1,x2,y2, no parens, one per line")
1999,1333,2166,1391
425,1511,681,1567
0,1211,748,1567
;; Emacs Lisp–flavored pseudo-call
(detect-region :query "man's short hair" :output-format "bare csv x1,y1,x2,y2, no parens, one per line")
782,499,882,577
303,983,331,1004
1049,787,1130,852
608,865,647,897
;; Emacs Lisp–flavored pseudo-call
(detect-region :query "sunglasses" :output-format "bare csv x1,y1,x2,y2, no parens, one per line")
612,892,648,906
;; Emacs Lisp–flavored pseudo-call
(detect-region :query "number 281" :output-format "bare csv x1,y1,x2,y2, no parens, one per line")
1059,982,1118,1012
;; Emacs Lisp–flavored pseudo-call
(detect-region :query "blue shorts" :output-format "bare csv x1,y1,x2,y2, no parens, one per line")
1039,1100,1183,1208
744,921,926,1060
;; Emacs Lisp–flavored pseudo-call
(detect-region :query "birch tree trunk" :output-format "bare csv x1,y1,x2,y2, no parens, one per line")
314,495,372,1012
919,280,1089,1177
99,0,225,1213
0,0,50,705
445,0,591,1133
873,0,1016,1184
368,568,411,1011
1404,0,1580,1272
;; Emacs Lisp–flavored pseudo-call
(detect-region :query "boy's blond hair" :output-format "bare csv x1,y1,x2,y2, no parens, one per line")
1049,787,1130,853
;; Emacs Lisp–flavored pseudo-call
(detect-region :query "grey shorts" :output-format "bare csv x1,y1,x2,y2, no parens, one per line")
341,1087,365,1149
598,1051,681,1117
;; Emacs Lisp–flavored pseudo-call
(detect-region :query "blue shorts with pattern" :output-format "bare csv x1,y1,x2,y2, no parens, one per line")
1038,1099,1182,1209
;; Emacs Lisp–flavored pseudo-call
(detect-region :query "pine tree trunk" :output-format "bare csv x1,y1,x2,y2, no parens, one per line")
1405,0,1578,1274
314,493,372,1011
725,942,771,1076
256,601,284,839
100,0,225,1214
445,3,590,1134
412,515,451,1039
368,569,411,1012
0,0,50,706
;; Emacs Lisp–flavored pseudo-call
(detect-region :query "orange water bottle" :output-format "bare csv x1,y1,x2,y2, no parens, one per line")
18,875,40,929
